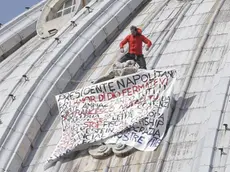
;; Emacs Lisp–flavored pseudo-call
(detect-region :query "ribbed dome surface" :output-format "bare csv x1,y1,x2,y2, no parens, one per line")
1,0,230,172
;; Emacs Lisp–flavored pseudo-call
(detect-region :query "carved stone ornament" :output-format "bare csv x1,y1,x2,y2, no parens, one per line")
88,143,135,158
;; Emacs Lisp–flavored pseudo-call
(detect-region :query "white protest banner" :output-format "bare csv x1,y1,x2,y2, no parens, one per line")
47,69,176,163
104,76,175,150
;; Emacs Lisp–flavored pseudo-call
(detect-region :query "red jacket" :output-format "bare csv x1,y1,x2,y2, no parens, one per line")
120,28,152,55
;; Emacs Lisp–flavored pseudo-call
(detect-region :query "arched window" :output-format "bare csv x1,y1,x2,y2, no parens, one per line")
56,0,76,18
47,0,76,21
37,0,92,38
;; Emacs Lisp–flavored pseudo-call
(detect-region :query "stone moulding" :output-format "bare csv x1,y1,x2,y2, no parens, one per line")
0,1,45,60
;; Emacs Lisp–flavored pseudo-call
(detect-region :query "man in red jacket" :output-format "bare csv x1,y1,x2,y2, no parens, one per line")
119,26,152,69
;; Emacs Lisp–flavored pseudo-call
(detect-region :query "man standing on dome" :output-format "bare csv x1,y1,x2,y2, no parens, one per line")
119,25,152,69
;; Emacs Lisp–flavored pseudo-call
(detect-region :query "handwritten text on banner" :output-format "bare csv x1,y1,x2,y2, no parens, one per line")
48,69,176,162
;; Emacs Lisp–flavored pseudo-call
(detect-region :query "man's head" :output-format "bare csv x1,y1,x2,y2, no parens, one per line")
130,26,138,36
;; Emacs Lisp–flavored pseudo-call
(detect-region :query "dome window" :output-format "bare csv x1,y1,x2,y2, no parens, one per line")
47,0,76,21
37,0,92,38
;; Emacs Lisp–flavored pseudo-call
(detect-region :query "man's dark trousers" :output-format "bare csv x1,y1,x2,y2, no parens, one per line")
119,53,147,69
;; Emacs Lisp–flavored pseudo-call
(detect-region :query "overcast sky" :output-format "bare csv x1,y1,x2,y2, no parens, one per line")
0,0,41,24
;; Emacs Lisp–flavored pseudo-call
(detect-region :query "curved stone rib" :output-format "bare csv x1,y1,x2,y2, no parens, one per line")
0,1,45,60
154,0,227,171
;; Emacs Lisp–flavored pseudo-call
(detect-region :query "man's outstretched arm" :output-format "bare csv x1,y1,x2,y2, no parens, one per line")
142,35,152,50
120,35,129,49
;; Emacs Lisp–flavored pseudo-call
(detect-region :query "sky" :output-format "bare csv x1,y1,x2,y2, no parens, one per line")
0,0,42,24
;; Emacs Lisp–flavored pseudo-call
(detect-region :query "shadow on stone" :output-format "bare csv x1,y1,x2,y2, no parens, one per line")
164,95,197,136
